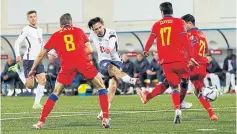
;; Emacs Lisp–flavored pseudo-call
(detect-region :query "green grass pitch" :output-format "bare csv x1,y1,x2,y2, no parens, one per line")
1,94,236,134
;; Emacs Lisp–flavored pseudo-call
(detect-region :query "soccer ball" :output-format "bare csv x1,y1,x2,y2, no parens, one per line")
202,87,218,102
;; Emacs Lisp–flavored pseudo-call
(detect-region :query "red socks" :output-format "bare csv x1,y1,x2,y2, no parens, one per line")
146,83,167,100
98,89,109,119
172,90,180,110
40,94,58,123
199,96,214,116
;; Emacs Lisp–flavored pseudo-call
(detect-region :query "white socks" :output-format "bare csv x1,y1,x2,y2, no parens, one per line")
122,75,136,85
16,69,26,85
34,84,45,105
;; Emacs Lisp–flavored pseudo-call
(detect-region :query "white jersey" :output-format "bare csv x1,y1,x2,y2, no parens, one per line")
89,28,121,62
15,25,44,60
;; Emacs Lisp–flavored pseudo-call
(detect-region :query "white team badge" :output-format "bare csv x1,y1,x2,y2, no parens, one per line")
103,62,108,67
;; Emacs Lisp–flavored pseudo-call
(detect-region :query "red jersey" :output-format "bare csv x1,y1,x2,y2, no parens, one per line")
188,28,208,65
44,26,89,67
145,16,191,64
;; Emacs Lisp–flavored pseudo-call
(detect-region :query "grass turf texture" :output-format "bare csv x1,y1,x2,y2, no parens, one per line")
1,94,236,134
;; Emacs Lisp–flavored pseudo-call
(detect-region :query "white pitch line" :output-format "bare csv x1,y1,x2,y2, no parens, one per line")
1,107,236,121
197,129,217,131
1,106,236,115
1,111,96,115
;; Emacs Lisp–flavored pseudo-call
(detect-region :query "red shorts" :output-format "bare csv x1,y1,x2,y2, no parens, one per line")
162,61,189,86
190,65,207,90
190,65,207,80
57,61,98,85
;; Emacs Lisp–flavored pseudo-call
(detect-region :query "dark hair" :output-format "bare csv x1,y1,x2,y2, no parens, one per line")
27,10,37,16
227,48,233,51
88,17,104,29
206,53,212,57
60,13,72,26
181,14,195,25
159,2,173,15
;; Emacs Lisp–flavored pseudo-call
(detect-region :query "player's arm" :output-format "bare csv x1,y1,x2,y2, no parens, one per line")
143,24,157,57
15,28,27,61
85,42,93,54
108,32,117,51
82,30,93,55
179,21,192,58
30,49,48,74
29,34,55,77
179,21,199,67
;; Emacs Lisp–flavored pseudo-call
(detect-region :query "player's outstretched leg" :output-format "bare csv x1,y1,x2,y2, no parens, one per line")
91,74,111,128
9,62,35,89
193,80,218,120
33,81,65,129
9,62,44,109
108,64,139,86
97,78,117,120
136,79,169,104
171,86,182,124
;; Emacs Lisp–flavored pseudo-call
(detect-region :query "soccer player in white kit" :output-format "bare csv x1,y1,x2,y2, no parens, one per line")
9,10,46,109
88,17,140,119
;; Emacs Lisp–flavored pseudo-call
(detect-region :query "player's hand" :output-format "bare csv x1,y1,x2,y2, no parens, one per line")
28,70,36,78
190,58,200,68
16,56,22,62
142,51,149,57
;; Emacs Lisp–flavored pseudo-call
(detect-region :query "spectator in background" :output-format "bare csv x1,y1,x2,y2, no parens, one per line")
204,54,222,90
1,57,19,96
134,53,149,90
120,53,135,94
46,54,60,91
146,52,164,85
223,49,236,93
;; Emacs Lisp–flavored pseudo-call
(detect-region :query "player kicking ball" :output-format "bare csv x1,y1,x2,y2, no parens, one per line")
181,14,217,120
31,13,111,129
137,2,198,124
88,17,140,120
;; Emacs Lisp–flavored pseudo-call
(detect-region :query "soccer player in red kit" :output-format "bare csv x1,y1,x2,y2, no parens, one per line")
137,2,197,124
181,14,217,120
29,13,111,129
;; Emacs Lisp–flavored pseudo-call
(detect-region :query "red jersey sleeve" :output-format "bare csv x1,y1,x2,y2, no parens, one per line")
78,29,89,43
179,20,192,59
44,33,56,51
144,23,157,52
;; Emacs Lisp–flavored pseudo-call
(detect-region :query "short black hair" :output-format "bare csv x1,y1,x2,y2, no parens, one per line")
27,10,37,16
181,14,195,25
88,17,104,29
60,13,72,26
159,2,173,15
206,53,212,57
227,48,233,51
